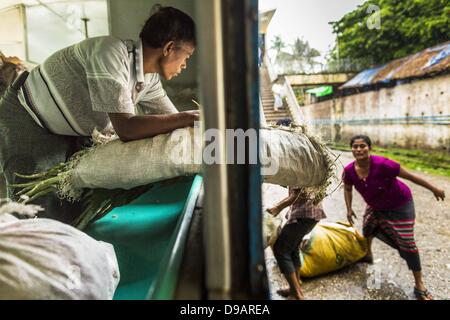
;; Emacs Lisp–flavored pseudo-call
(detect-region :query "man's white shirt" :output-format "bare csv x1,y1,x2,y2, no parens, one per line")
18,36,178,136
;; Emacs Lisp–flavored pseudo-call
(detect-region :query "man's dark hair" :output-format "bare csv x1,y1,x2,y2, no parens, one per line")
350,134,372,148
139,5,196,48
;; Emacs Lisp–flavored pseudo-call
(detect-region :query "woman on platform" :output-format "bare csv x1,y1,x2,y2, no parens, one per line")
343,134,445,300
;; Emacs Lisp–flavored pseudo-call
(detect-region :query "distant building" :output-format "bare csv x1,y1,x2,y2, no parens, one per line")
340,41,450,94
298,41,450,150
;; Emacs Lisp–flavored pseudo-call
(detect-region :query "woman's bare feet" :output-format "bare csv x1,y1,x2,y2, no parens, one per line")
276,288,291,297
288,290,305,300
277,288,305,300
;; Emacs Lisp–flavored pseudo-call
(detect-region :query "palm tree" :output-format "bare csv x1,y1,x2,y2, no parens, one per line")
291,37,322,73
272,36,286,63
271,35,286,56
292,37,308,57
306,48,321,71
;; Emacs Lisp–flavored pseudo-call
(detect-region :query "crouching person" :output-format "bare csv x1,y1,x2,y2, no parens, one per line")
268,187,326,300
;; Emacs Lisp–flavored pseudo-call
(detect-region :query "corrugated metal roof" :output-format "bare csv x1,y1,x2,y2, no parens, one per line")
340,65,386,88
341,41,450,89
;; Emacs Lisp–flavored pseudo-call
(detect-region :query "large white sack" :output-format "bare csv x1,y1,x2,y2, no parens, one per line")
260,128,329,187
65,126,331,196
0,216,120,300
70,127,201,192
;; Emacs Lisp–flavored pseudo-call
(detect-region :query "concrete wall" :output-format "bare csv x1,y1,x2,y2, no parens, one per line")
0,5,26,59
300,74,450,150
286,73,354,86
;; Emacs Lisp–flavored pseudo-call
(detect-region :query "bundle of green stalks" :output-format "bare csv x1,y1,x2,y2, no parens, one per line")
73,184,154,229
13,165,188,230
14,171,153,230
11,147,154,229
13,163,67,204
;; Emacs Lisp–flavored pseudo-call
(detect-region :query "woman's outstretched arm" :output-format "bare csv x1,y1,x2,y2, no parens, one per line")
399,168,446,201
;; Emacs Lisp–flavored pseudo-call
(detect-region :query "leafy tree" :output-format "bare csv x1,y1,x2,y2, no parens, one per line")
329,0,449,66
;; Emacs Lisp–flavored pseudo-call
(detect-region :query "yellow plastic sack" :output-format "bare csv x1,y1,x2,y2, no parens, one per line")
299,221,368,278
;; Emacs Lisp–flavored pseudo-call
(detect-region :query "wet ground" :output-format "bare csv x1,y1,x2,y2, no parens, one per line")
263,150,450,300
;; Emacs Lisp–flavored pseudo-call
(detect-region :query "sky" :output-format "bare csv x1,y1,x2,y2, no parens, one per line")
260,0,366,60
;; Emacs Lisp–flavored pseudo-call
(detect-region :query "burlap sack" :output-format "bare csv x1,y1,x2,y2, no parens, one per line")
0,216,120,300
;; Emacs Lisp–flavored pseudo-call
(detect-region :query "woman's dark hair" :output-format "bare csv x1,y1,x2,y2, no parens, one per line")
139,5,196,49
350,134,372,148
